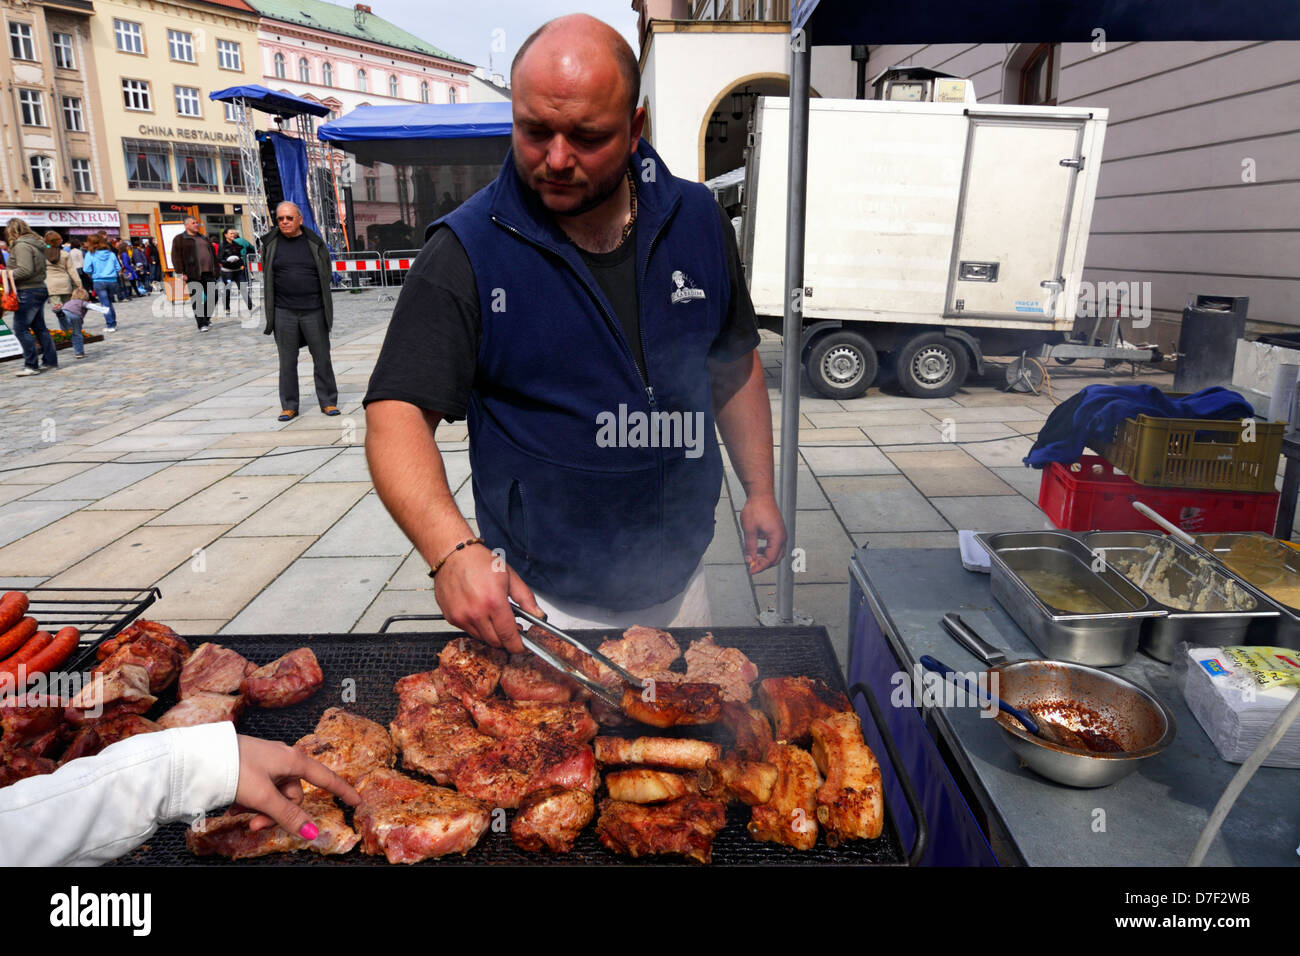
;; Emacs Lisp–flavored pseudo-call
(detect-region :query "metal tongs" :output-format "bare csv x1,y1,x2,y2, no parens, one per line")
509,599,644,708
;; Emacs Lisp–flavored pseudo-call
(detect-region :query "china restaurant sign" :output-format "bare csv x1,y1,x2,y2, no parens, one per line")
0,208,121,228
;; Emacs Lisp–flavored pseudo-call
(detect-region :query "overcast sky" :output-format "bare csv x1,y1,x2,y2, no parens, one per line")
367,0,640,77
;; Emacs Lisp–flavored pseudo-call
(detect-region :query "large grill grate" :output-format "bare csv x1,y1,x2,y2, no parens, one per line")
113,627,906,866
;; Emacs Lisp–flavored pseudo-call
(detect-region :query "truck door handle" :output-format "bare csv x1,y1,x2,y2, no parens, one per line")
1059,157,1084,169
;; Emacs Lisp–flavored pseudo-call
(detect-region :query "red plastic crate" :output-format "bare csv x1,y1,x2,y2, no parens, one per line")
1038,456,1279,534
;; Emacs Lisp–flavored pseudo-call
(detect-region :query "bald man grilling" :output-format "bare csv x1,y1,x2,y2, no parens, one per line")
364,15,785,649
262,201,340,421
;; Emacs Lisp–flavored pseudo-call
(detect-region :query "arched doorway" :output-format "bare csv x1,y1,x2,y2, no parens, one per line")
697,73,822,181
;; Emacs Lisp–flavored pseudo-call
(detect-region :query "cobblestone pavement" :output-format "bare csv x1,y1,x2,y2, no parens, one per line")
0,289,394,458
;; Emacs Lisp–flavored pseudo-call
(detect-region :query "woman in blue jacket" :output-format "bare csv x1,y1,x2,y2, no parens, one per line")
82,234,119,330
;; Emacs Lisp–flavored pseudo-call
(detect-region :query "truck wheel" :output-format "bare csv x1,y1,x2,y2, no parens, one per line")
897,331,969,398
805,330,877,399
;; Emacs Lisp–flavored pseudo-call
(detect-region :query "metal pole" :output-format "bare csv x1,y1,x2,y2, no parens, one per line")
775,28,810,624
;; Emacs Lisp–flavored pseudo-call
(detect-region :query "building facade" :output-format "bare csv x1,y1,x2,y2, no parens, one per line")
246,0,474,249
0,0,118,238
86,0,263,242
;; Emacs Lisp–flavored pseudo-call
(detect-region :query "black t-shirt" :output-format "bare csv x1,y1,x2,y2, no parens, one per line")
273,233,323,310
364,200,759,420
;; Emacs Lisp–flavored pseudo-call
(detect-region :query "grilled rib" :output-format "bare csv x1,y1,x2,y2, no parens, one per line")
593,735,721,771
697,755,778,806
510,786,595,853
810,711,884,843
605,769,694,804
758,676,852,745
596,794,727,864
620,681,722,728
747,743,821,851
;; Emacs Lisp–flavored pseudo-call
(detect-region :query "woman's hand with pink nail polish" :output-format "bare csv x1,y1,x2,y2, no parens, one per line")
233,735,361,837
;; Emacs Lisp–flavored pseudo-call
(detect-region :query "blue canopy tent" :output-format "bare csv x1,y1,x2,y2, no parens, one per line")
209,84,331,119
772,1,1300,623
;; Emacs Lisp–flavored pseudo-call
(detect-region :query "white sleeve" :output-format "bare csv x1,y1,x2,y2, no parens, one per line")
0,723,240,867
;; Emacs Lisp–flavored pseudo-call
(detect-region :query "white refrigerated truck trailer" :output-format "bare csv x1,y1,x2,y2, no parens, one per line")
741,96,1158,398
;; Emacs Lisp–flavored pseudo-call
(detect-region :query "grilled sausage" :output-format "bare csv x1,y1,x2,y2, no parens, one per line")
0,591,28,635
0,616,39,661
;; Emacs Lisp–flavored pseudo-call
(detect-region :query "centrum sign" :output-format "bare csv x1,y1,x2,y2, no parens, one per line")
0,208,120,229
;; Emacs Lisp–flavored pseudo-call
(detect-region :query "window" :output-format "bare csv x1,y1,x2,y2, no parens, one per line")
448,85,457,104
62,96,84,132
175,144,217,192
9,22,35,61
1019,43,1058,106
364,175,377,201
18,89,45,126
217,39,241,70
28,155,54,191
356,67,366,92
114,19,143,54
223,101,243,122
71,158,92,193
321,61,332,86
273,52,285,78
124,138,170,189
420,81,429,103
388,74,398,97
51,32,75,69
175,85,201,117
220,148,246,192
298,57,310,83
168,29,194,62
122,79,151,111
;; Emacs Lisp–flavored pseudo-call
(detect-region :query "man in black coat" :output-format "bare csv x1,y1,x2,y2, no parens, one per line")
261,201,339,421
170,216,218,331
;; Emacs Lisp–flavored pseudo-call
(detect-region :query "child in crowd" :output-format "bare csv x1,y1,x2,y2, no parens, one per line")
51,287,90,358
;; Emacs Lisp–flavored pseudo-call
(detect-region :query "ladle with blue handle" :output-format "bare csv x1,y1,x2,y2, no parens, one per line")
919,654,1042,736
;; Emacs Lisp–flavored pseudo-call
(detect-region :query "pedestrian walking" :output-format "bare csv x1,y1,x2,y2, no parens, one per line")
83,234,119,331
261,201,339,420
67,238,92,293
51,287,89,359
7,218,57,376
217,228,252,314
171,216,218,331
113,239,137,300
42,231,81,308
128,240,149,296
141,237,162,287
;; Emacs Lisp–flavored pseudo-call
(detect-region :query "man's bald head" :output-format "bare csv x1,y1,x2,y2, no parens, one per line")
511,14,640,118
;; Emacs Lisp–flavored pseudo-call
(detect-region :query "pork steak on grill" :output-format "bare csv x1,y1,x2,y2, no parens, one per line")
293,707,396,787
179,643,255,699
241,648,323,708
510,786,595,853
355,768,492,863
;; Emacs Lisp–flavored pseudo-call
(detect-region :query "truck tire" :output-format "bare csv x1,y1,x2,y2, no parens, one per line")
805,330,878,400
896,331,970,398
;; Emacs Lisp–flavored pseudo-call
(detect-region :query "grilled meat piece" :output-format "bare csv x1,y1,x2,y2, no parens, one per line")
606,769,694,804
462,696,598,745
241,648,323,708
0,694,64,747
389,698,493,785
187,787,359,859
510,786,595,853
432,637,506,700
722,702,775,760
355,768,492,863
529,630,604,686
156,692,244,729
748,743,822,851
93,636,182,694
65,664,155,724
593,735,720,771
500,652,577,703
393,670,442,706
596,794,727,864
684,634,758,703
594,625,681,682
810,711,884,843
452,737,598,809
698,756,778,806
0,746,55,787
179,643,255,699
61,713,162,763
621,681,722,728
95,620,190,662
758,676,852,745
293,707,395,787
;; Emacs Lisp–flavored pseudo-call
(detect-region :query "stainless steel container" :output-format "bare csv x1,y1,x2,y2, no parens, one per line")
1193,533,1300,650
1081,531,1279,662
977,531,1165,666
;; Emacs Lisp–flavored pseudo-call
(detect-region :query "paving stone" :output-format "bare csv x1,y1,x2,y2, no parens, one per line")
704,495,744,566
354,588,456,633
162,620,229,636
301,448,372,483
705,563,759,626
800,444,898,477
91,434,220,453
754,581,850,670
228,481,370,537
222,554,403,634
991,465,1047,499
725,464,829,510
442,450,471,492
386,548,437,589
2,460,102,485
884,449,1016,498
862,424,947,446
820,475,950,533
929,495,1054,533
0,485,36,507
304,492,414,557
961,435,1036,469
44,524,230,588
211,429,342,448
806,409,936,428
24,461,172,502
926,405,1049,424
164,405,283,421
147,475,301,526
234,446,344,477
149,535,316,621
185,418,293,435
1005,420,1045,435
87,463,243,511
0,498,94,549
841,394,960,411
0,577,48,589
0,510,159,576
793,427,868,443
752,509,856,585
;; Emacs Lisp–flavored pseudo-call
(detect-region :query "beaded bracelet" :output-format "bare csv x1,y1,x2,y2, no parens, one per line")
427,537,485,578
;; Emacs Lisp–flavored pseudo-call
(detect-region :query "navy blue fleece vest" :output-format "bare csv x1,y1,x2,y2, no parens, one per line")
437,142,729,610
